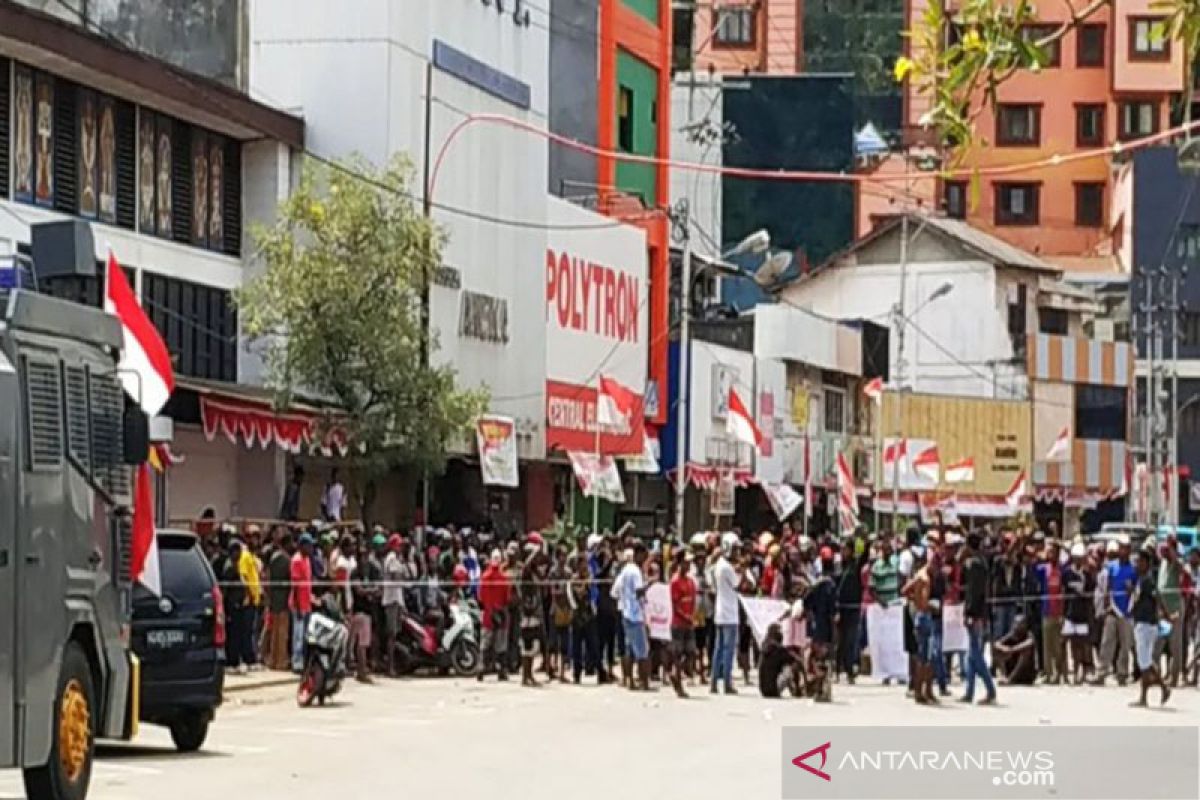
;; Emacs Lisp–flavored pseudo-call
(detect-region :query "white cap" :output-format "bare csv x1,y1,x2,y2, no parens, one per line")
721,532,740,552
1070,543,1086,558
586,533,603,550
1118,534,1131,546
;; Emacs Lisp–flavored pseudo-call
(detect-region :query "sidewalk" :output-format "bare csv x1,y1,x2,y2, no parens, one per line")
224,668,297,694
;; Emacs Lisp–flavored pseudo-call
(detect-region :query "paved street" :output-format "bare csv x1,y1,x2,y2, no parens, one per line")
3,677,1195,800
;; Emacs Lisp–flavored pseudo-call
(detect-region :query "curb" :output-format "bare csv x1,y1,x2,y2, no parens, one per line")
223,675,298,694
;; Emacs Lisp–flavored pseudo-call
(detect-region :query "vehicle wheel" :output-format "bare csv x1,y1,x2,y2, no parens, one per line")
297,662,323,708
23,642,95,800
451,640,481,676
168,712,209,752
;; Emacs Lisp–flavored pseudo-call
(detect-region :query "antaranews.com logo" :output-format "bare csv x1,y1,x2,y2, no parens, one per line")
781,726,1197,800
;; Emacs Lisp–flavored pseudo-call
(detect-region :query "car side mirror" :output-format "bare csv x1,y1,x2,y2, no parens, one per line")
123,404,149,465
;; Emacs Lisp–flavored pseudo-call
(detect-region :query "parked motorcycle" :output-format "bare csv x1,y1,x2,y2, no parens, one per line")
298,596,349,707
392,600,480,677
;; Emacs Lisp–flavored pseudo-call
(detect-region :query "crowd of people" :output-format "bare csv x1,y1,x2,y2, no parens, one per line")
202,516,1200,708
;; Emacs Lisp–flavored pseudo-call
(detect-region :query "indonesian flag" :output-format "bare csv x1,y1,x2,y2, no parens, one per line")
104,252,175,416
944,457,975,484
596,375,637,427
1045,426,1070,461
1005,470,1028,509
912,443,940,483
726,388,762,450
131,462,161,595
882,438,907,473
862,376,884,404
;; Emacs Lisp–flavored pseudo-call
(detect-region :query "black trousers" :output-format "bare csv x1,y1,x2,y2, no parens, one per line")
226,605,255,667
597,611,618,667
837,611,861,676
571,619,602,679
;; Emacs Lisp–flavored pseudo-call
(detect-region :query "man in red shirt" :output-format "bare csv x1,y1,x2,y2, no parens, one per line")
289,533,315,673
668,555,697,698
478,550,513,682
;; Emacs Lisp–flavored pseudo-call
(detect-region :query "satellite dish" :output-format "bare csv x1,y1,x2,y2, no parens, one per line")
754,251,794,287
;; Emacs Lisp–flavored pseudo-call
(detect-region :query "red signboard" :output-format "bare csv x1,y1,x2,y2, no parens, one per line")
546,379,645,455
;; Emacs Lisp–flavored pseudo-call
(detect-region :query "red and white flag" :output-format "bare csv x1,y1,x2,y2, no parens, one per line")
882,438,907,472
836,451,859,522
596,375,637,427
131,462,161,595
104,251,175,416
912,443,940,483
1005,470,1028,508
1044,426,1070,461
726,388,763,450
862,376,884,404
944,457,975,484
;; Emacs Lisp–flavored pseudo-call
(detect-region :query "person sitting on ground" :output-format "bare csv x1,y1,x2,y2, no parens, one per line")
758,623,800,698
993,614,1037,686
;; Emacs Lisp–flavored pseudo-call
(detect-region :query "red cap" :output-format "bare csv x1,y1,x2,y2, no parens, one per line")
527,532,544,546
819,546,834,561
453,564,469,586
387,534,404,552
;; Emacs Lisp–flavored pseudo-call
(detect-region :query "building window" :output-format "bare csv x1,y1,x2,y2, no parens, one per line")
1077,23,1106,67
995,182,1040,226
1076,104,1105,146
1039,307,1069,335
1181,402,1200,437
1182,311,1200,347
944,180,967,219
1074,182,1104,227
713,5,756,47
617,85,634,152
1177,224,1200,260
1007,282,1027,342
1119,101,1159,141
1129,17,1170,61
1022,24,1062,67
996,104,1041,146
823,386,845,434
1075,384,1127,441
143,271,237,382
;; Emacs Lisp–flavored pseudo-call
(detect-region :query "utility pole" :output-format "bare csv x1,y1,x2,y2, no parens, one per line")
1170,268,1182,526
674,203,692,539
890,213,909,524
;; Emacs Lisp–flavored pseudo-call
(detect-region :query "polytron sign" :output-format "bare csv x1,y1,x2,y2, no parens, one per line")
545,197,648,455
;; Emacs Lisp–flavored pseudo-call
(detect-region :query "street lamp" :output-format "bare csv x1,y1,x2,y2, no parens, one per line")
674,227,772,538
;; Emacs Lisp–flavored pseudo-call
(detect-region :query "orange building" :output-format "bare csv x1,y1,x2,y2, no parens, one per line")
886,0,1185,270
691,0,802,75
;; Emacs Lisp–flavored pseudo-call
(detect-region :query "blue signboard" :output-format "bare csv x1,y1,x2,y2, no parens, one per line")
432,39,531,111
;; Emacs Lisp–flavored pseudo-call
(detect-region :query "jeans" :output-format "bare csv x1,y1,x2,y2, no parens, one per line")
931,620,948,691
962,619,996,701
291,611,311,671
711,623,738,690
1098,614,1133,681
571,619,601,680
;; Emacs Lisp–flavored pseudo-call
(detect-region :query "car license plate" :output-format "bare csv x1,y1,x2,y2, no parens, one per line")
146,629,188,648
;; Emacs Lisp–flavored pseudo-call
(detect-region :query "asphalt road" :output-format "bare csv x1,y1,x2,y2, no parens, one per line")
2,675,1195,800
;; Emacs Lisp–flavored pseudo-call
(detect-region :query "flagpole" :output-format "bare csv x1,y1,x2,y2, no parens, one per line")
873,397,881,534
593,378,602,535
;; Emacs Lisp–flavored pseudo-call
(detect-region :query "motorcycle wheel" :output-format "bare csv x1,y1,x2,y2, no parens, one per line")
451,639,481,677
297,661,324,707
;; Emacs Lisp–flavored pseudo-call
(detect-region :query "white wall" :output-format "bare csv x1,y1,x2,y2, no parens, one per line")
754,304,861,375
688,340,755,468
778,258,1023,398
670,77,722,251
250,0,551,457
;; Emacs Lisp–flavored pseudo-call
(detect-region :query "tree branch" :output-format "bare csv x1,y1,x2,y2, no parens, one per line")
1037,0,1111,48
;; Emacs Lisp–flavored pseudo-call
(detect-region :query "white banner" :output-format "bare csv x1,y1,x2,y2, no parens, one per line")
739,595,791,647
646,583,672,641
622,432,660,474
475,415,519,487
867,603,909,681
568,451,625,503
942,604,968,653
763,482,803,520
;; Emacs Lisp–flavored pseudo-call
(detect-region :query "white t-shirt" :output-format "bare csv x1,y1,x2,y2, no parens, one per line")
323,481,346,521
714,556,740,626
382,551,405,608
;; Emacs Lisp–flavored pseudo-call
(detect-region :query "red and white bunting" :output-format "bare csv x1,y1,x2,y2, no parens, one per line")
1005,470,1028,508
200,397,350,456
944,457,975,484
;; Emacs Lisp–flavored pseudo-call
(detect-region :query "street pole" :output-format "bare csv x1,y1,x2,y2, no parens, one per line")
1142,276,1154,525
1170,270,1181,527
421,60,434,530
890,213,909,527
593,379,602,534
674,211,692,539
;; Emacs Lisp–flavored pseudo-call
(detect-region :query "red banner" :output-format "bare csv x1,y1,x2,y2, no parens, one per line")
545,379,644,455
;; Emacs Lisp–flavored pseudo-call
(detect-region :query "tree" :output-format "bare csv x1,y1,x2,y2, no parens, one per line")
240,155,487,522
898,1,1200,155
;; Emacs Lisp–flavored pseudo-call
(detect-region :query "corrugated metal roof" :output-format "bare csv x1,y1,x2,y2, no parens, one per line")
918,216,1059,273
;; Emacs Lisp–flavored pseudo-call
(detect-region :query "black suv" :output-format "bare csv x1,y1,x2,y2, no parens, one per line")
131,530,224,751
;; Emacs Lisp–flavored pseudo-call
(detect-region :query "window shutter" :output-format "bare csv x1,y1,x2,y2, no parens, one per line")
222,141,241,256
0,58,9,199
114,99,136,230
172,120,192,244
63,364,91,473
89,370,130,498
24,357,63,470
53,79,78,215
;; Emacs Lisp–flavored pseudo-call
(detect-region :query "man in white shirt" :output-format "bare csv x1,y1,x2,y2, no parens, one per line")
322,468,346,522
382,534,407,676
711,533,743,695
